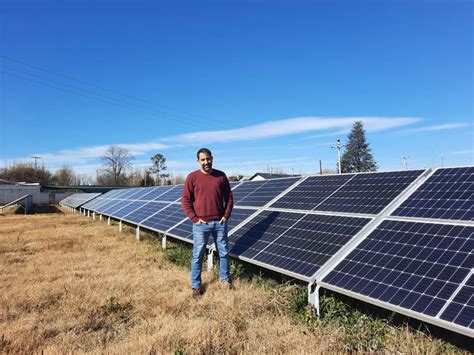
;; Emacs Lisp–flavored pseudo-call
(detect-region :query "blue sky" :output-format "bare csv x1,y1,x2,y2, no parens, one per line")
1,0,472,180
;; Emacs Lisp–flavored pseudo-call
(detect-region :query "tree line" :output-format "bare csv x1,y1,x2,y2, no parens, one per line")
0,147,184,187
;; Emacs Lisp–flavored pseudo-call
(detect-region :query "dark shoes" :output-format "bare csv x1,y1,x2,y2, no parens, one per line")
192,288,202,299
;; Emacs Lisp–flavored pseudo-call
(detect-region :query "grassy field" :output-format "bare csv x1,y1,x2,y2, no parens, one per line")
0,209,466,353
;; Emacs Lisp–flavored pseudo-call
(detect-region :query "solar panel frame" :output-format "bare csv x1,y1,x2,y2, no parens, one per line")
319,218,474,337
314,170,425,215
234,177,301,207
269,174,355,211
393,167,474,221
140,203,187,232
227,210,372,280
122,201,171,224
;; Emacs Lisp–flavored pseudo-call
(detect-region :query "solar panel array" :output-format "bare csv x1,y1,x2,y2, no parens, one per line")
321,167,473,337
60,193,101,209
77,167,473,337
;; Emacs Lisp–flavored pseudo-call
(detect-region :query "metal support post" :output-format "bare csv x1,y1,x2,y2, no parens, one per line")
161,235,167,249
136,226,141,240
207,249,214,272
308,283,320,317
107,217,111,226
87,210,90,218
119,221,122,232
93,212,96,220
99,214,103,221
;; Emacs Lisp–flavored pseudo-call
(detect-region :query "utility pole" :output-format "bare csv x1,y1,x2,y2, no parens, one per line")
31,156,41,170
401,156,409,171
441,154,444,168
331,140,345,174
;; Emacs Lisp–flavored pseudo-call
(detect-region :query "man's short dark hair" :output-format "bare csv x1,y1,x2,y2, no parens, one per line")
196,148,212,159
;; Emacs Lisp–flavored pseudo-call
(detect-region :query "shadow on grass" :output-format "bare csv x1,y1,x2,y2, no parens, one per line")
32,205,64,214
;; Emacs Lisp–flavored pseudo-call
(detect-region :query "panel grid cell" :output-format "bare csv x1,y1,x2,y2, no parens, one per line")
236,177,300,207
141,203,186,231
270,174,354,211
315,170,424,214
229,211,370,277
393,167,474,221
323,220,473,319
111,201,147,219
440,274,474,329
124,202,170,224
156,185,184,202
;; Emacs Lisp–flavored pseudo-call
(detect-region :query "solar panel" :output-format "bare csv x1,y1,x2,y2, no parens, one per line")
61,193,101,209
123,201,170,224
393,167,474,221
137,186,171,201
229,211,371,278
111,201,147,219
315,170,425,214
270,174,353,211
140,203,186,232
168,207,258,242
156,185,184,202
322,220,473,322
231,180,267,204
99,200,133,215
124,187,150,200
440,274,474,329
235,177,300,207
88,197,119,212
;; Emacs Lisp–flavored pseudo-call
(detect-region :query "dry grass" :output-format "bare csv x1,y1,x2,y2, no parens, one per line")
0,210,333,353
0,210,463,353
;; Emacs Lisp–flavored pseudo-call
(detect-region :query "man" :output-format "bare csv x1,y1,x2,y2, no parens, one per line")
181,148,234,298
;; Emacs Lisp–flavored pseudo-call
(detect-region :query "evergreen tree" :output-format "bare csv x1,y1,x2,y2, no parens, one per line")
340,121,377,173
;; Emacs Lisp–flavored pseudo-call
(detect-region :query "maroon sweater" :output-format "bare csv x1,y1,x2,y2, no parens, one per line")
181,169,233,223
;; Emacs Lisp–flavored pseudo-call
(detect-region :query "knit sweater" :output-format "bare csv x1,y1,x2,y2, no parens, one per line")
181,169,233,223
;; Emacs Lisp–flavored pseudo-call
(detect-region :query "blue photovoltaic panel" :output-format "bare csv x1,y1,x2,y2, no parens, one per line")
168,207,257,242
117,188,143,199
231,180,267,204
111,201,147,219
440,274,474,329
124,202,170,224
82,190,119,210
137,186,169,201
393,167,474,221
270,174,354,211
89,198,120,212
229,211,370,277
100,200,133,215
315,170,424,214
157,185,184,202
61,193,101,208
124,187,150,200
141,203,186,232
323,220,473,319
236,177,300,207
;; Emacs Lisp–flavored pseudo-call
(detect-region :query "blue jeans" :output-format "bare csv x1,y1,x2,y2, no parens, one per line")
191,220,230,289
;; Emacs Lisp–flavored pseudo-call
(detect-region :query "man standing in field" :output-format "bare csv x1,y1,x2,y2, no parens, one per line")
181,148,234,298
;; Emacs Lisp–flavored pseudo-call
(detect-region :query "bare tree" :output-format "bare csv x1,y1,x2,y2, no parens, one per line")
266,165,286,175
100,146,134,185
52,166,75,185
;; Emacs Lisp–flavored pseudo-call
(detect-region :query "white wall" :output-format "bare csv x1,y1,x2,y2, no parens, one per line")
0,185,73,205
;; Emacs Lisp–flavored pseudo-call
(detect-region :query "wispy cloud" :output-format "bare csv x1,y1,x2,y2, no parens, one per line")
403,122,470,133
165,116,420,145
1,116,420,176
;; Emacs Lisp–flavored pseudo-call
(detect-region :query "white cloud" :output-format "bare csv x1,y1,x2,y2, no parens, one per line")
1,116,420,177
403,122,470,133
165,116,420,145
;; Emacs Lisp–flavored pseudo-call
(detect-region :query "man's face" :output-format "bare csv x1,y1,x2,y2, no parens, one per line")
197,152,213,173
